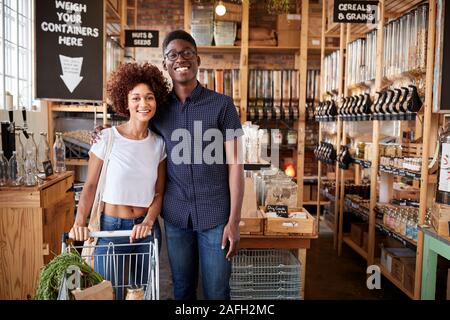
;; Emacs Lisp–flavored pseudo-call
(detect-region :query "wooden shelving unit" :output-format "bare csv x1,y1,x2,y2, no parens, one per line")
316,0,441,299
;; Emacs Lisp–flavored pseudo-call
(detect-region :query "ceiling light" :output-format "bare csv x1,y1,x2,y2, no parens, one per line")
215,1,227,16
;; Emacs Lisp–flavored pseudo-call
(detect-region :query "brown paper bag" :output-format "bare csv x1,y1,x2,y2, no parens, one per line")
71,280,114,300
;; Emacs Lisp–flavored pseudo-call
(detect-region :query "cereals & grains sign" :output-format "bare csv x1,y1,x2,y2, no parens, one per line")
333,0,378,24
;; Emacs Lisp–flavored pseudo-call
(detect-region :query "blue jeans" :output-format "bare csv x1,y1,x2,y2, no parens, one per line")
165,220,231,300
94,214,161,299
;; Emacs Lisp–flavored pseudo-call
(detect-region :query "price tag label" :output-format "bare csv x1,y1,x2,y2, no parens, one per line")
43,160,54,177
266,205,289,218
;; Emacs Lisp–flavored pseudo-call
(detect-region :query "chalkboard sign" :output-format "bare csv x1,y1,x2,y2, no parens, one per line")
125,30,159,48
266,205,289,218
333,0,378,24
35,0,104,101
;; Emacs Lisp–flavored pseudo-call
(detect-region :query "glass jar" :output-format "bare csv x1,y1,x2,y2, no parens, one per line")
125,286,144,300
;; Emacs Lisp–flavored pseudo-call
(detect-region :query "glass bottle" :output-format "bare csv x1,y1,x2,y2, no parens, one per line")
15,132,24,161
412,217,418,241
8,151,22,186
37,132,51,173
53,132,66,173
25,132,38,173
0,150,8,186
24,150,37,186
405,214,413,239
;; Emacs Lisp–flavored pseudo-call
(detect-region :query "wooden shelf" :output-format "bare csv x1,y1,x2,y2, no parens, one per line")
197,46,241,53
66,159,89,166
343,235,368,260
379,165,437,184
377,262,415,299
375,222,418,248
303,201,331,206
51,104,105,113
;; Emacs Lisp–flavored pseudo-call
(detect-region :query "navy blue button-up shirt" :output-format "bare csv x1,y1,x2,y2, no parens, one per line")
150,82,243,231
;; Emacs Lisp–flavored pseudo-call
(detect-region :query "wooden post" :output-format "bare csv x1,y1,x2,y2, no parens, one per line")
316,0,327,234
367,0,385,267
239,1,249,123
338,23,351,256
333,24,345,249
47,101,55,163
184,0,192,33
415,0,437,300
296,0,309,208
120,0,126,48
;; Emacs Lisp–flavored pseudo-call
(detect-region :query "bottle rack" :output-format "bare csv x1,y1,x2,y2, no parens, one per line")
316,0,442,299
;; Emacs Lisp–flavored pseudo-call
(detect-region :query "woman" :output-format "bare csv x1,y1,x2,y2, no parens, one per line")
70,63,170,298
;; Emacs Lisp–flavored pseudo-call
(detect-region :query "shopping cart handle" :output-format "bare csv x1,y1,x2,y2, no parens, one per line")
64,230,152,241
89,230,152,238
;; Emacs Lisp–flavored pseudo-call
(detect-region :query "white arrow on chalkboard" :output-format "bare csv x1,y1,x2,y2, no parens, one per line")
59,55,84,93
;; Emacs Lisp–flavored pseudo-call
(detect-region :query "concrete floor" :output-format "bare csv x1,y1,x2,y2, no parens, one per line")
157,218,409,300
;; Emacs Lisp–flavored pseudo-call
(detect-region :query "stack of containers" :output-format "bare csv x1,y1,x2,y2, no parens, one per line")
230,249,302,300
191,4,214,46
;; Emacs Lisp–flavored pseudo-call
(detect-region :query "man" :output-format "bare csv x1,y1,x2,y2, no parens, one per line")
150,30,244,300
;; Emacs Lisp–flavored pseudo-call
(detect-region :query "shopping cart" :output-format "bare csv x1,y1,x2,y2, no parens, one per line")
60,230,159,300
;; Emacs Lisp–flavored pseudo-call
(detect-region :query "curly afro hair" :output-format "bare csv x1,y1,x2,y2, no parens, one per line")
107,62,171,117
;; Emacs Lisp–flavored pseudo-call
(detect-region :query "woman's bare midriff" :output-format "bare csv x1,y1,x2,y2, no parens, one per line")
103,203,148,219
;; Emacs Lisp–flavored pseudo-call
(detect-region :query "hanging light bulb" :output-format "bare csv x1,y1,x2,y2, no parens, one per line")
215,1,227,16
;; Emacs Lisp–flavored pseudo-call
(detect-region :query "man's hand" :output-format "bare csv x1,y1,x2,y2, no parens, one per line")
90,124,111,144
222,220,240,260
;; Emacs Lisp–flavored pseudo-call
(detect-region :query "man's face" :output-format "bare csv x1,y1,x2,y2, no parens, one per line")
163,39,200,86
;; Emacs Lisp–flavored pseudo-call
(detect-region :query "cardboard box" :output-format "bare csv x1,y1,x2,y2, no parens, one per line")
277,14,301,31
350,223,368,247
277,30,300,47
381,247,415,274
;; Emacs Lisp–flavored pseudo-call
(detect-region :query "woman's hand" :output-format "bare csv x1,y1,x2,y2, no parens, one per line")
69,223,90,241
130,222,153,243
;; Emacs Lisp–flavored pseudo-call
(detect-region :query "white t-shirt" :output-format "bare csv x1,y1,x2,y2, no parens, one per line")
89,127,166,207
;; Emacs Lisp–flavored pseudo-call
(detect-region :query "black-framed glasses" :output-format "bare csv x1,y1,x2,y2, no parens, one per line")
164,49,197,61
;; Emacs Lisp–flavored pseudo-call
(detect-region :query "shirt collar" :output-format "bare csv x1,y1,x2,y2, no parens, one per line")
171,81,203,104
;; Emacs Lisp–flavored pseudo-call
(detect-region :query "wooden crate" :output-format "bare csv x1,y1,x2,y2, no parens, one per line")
263,207,316,236
240,210,265,235
431,203,450,237
240,177,264,235
401,143,423,157
350,223,368,247
401,257,416,295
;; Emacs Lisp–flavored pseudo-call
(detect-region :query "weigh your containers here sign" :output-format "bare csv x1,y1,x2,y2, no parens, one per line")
35,0,104,101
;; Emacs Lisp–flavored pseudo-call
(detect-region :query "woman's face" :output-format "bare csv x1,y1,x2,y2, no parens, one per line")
128,83,157,122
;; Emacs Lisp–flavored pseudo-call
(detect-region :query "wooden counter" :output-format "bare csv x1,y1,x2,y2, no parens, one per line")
0,172,75,300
